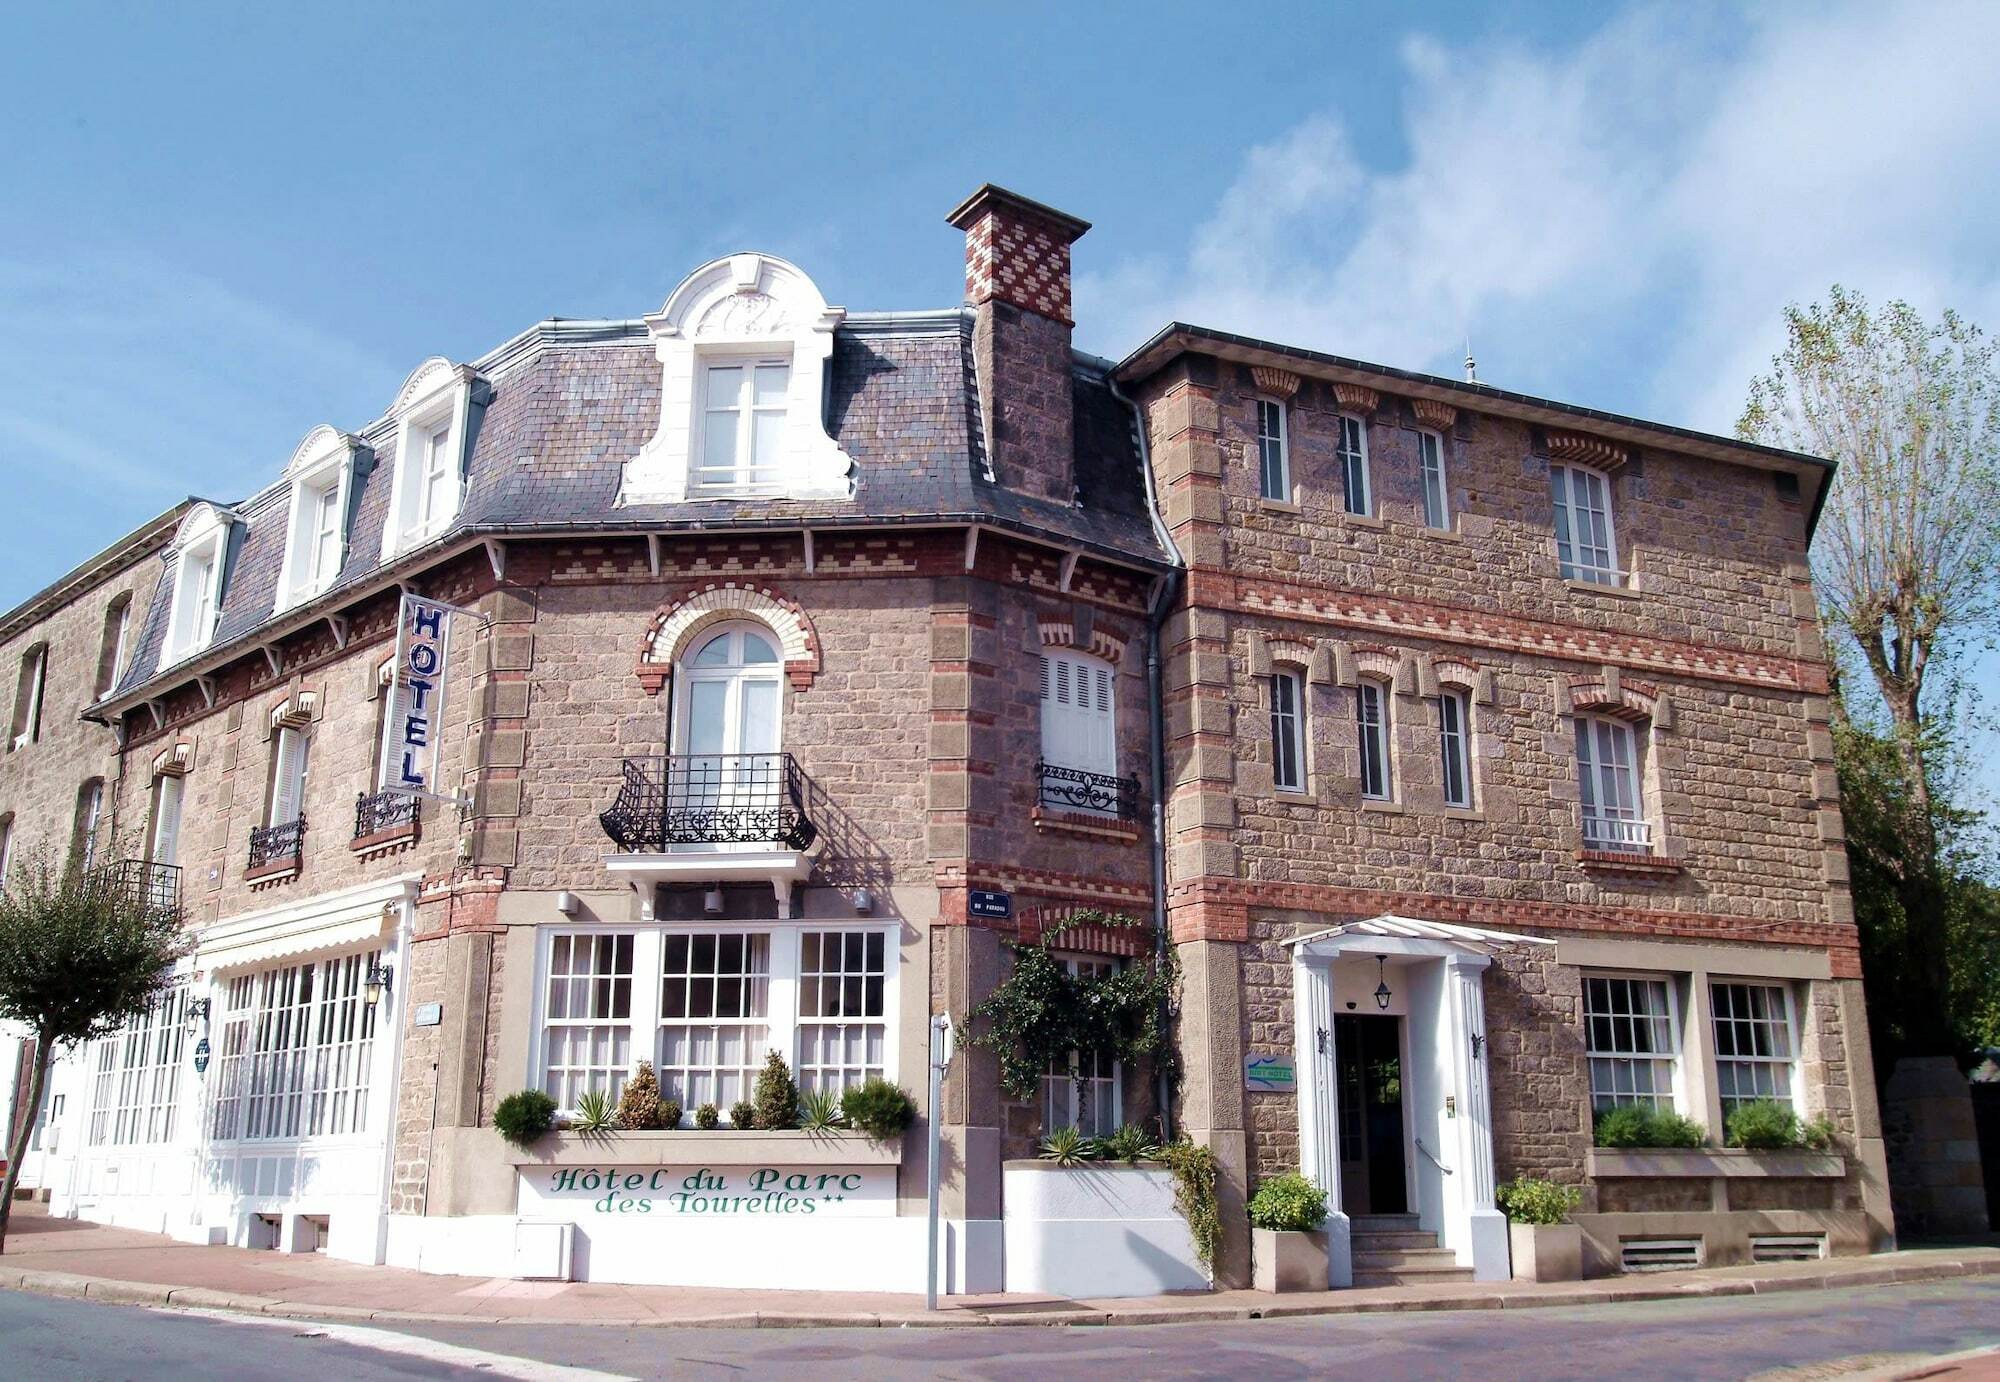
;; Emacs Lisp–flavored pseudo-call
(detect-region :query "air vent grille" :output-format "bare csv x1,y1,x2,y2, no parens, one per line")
1620,1236,1703,1272
1750,1234,1826,1263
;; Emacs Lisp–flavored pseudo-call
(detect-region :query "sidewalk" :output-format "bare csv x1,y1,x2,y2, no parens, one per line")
3,1203,1997,1329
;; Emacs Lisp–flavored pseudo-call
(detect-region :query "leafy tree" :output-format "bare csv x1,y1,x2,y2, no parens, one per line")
1741,288,2000,1054
0,842,189,1252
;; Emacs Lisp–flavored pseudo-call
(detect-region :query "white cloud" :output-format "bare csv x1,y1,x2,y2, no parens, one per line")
1075,0,2000,433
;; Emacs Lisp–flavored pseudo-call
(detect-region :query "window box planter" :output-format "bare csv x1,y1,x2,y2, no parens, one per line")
1508,1222,1583,1282
1252,1226,1329,1292
1002,1160,1208,1298
1587,1148,1844,1179
508,1129,902,1168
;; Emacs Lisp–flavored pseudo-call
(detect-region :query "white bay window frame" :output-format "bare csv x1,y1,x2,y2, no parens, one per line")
380,358,476,561
532,923,899,1118
273,426,361,612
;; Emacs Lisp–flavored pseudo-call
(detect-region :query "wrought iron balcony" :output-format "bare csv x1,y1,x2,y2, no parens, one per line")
600,754,818,853
110,858,181,913
248,816,307,869
355,789,420,840
1581,812,1652,854
1037,760,1142,819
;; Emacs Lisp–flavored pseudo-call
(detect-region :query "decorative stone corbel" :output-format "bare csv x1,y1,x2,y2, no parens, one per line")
1547,430,1630,471
1308,642,1335,686
1251,366,1301,399
1552,675,1573,714
1332,382,1380,414
1393,652,1419,696
1654,694,1675,732
1333,641,1359,688
1416,655,1440,698
1248,631,1272,677
1411,399,1458,430
1473,668,1496,706
1602,664,1622,701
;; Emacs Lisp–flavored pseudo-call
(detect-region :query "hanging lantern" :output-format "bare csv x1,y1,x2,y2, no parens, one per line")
1373,955,1393,1010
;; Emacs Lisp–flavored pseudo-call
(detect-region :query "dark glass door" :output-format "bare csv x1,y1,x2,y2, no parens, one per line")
1334,1014,1408,1216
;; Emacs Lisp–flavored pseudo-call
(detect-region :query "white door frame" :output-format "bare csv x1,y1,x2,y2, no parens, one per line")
1291,927,1514,1286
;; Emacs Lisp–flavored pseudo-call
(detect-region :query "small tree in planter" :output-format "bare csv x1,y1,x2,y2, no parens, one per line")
1247,1172,1329,1292
1495,1176,1584,1282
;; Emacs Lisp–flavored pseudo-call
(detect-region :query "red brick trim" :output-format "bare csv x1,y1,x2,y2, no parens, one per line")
1191,569,1827,694
1576,849,1684,877
634,582,822,693
244,856,300,886
351,820,421,856
1029,805,1144,843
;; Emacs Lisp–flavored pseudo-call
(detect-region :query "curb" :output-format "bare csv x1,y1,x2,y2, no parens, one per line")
2,1253,1996,1331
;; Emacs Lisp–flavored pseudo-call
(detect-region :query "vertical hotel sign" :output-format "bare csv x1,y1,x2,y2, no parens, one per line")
379,593,466,800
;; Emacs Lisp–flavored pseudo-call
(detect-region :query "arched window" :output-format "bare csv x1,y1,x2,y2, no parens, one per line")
96,594,132,699
1270,667,1307,793
674,623,784,818
1438,688,1473,809
1356,678,1393,801
10,641,48,750
73,777,105,870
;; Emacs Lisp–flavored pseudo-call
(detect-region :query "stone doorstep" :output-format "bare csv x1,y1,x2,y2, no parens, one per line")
4,1251,1995,1330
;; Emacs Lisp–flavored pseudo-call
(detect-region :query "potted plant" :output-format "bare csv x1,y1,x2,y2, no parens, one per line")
1247,1171,1330,1292
1495,1176,1583,1282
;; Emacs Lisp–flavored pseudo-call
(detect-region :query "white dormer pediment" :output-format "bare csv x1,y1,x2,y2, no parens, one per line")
274,425,365,613
619,253,854,506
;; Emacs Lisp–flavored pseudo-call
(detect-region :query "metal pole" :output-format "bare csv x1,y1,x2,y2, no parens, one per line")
926,1011,952,1311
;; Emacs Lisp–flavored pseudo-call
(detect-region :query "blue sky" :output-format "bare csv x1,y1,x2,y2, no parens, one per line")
3,2,1999,786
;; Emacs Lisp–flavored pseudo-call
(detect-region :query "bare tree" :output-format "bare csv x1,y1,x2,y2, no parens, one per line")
1740,287,2000,1054
0,843,188,1252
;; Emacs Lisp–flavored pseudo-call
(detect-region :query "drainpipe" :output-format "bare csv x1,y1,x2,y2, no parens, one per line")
1107,373,1184,1140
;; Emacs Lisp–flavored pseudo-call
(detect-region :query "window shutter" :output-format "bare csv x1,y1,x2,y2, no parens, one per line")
271,729,308,825
151,777,183,867
1039,653,1115,774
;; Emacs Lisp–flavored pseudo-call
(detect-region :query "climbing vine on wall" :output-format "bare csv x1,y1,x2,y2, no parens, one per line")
957,909,1177,1103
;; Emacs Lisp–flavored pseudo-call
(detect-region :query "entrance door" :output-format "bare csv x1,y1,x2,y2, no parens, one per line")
1334,1014,1408,1216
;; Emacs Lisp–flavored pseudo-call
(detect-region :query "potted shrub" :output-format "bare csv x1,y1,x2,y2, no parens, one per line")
1593,1105,1706,1148
1247,1171,1330,1292
1495,1176,1583,1282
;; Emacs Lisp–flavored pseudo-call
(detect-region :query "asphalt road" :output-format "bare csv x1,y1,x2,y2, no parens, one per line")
2,1277,1997,1381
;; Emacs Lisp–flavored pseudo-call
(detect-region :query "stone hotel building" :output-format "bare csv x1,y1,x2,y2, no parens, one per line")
0,185,1890,1294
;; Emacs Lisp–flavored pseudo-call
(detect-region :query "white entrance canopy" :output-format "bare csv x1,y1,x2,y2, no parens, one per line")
1283,914,1558,952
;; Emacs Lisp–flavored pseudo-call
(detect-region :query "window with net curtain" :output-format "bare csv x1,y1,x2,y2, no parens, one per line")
1584,973,1679,1110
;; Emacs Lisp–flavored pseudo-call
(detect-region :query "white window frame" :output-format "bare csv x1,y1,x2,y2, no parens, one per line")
10,643,46,751
162,505,235,665
1576,714,1649,852
75,778,105,871
1710,980,1800,1116
1438,689,1473,809
539,929,638,1112
531,923,901,1118
148,772,185,868
96,596,132,700
1357,678,1392,801
1552,463,1622,585
208,951,380,1143
1418,428,1449,529
274,427,361,612
1041,953,1123,1137
656,928,771,1118
1038,650,1117,779
1271,667,1306,793
1583,971,1683,1112
694,356,792,494
380,359,475,561
0,814,13,891
265,724,310,828
1336,413,1372,517
1256,397,1291,502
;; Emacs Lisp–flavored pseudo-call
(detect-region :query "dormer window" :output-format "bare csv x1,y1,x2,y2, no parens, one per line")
381,357,476,560
699,360,791,492
162,503,236,665
275,426,362,612
620,253,853,506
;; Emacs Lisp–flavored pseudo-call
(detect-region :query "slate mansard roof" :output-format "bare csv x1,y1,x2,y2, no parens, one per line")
107,312,1168,707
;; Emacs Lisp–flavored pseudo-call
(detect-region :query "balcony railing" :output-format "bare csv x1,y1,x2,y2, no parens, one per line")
355,789,420,840
1037,760,1142,820
248,816,307,870
600,754,817,853
110,858,181,913
1582,812,1652,854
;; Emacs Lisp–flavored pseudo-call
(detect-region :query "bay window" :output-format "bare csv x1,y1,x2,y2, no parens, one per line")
1576,715,1647,852
1711,981,1797,1115
1584,973,1680,1111
1336,413,1371,516
1357,679,1392,800
1256,398,1290,502
1552,463,1620,584
536,924,899,1119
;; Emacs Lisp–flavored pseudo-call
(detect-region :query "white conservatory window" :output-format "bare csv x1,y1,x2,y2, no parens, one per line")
88,985,186,1147
162,505,235,665
148,772,185,869
208,952,379,1141
535,924,898,1115
381,358,475,560
619,253,854,506
1711,981,1798,1115
1584,973,1680,1111
274,426,361,611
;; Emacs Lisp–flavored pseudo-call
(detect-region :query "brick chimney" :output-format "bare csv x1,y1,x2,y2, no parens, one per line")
947,184,1091,505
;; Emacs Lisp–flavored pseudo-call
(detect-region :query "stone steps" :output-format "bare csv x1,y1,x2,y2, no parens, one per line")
1349,1215,1477,1287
